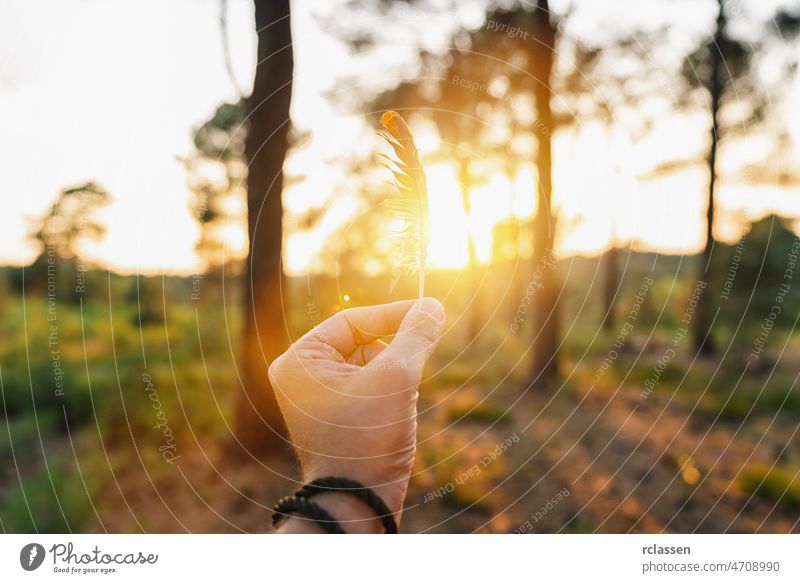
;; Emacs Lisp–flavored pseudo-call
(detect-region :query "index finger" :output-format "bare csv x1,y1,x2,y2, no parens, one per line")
302,300,416,357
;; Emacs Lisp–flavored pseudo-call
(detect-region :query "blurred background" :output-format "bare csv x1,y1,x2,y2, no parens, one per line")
1,0,799,533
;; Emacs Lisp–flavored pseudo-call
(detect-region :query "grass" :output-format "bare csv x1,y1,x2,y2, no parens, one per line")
1,262,799,532
693,369,800,423
0,464,93,533
447,402,512,425
738,465,800,510
559,515,594,533
0,412,58,462
0,289,243,532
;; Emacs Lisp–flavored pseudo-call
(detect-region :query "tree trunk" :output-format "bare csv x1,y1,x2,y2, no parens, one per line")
694,0,724,356
602,246,619,331
234,0,293,457
529,0,560,389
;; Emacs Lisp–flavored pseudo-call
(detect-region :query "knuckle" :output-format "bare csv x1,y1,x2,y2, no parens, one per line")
406,320,441,344
267,355,285,385
388,362,420,387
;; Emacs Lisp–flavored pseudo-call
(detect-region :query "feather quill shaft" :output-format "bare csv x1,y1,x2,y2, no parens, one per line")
379,110,430,299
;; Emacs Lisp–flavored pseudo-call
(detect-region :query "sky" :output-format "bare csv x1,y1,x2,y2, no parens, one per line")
0,0,349,274
1,0,799,276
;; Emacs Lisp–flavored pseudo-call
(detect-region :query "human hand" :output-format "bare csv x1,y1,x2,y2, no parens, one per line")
268,298,445,532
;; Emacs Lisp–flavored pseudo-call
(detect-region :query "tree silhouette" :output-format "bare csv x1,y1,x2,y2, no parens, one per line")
29,181,111,264
336,0,563,382
710,214,800,368
334,0,651,387
690,0,736,355
184,101,247,273
678,0,800,355
235,0,294,455
27,181,111,302
526,0,559,388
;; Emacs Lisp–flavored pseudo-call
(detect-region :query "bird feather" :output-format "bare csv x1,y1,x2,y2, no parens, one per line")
379,110,430,298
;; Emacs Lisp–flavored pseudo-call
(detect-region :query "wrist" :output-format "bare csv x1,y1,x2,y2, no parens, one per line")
281,491,383,534
304,466,406,523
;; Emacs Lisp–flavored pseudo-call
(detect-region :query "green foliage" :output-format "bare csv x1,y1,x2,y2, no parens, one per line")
682,34,752,96
123,276,168,327
560,515,594,533
1,260,799,533
447,402,512,426
192,101,245,160
695,369,800,423
186,102,247,270
27,181,111,265
739,465,800,510
711,215,799,358
0,310,96,426
0,413,58,462
723,216,798,310
0,464,93,533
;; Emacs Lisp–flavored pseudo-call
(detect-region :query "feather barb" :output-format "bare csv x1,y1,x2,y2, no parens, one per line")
379,111,430,299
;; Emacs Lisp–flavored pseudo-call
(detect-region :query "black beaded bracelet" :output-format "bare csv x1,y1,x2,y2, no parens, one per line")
295,477,398,534
272,495,346,534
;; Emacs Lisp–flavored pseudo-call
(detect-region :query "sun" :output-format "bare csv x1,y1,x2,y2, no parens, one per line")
424,163,470,269
425,162,539,268
281,127,689,277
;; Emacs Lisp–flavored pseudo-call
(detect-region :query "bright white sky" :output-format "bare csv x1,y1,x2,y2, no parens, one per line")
0,0,354,274
1,0,798,275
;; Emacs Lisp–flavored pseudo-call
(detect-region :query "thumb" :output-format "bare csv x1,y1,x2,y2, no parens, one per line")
381,297,445,375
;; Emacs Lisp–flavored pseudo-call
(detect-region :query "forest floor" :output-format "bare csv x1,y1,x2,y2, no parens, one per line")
2,265,799,533
86,368,800,534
